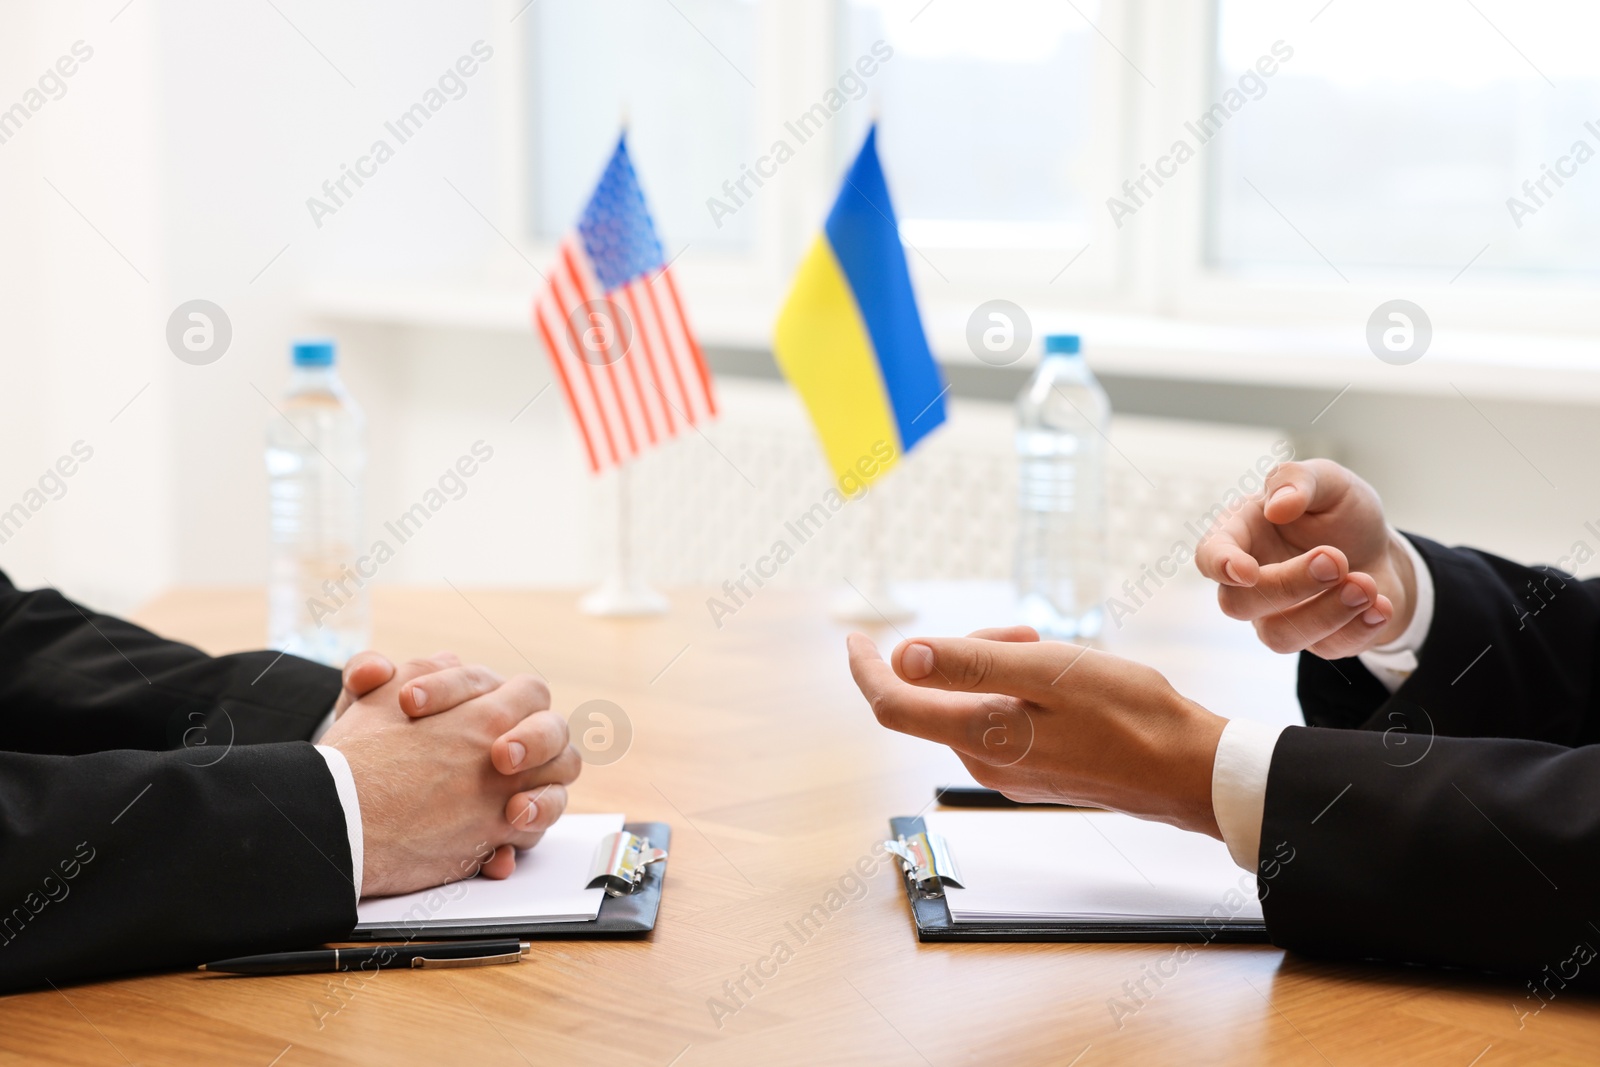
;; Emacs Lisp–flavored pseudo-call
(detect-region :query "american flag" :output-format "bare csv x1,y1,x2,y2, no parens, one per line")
532,134,716,473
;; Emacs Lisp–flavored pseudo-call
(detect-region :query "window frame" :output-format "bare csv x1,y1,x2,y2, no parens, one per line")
494,0,1600,354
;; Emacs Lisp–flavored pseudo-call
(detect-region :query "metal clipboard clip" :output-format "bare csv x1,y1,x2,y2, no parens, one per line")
885,831,964,897
586,830,669,897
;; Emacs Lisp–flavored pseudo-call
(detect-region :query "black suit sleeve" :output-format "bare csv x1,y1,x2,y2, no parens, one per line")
0,573,340,754
1294,534,1600,745
1260,536,1600,978
0,573,357,993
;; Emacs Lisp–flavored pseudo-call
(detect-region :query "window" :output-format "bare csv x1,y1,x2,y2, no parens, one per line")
504,0,1600,348
838,0,1110,250
526,0,761,250
1210,0,1600,279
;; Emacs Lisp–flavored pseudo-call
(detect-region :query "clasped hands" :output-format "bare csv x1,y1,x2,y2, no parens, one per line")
849,459,1418,837
321,652,581,898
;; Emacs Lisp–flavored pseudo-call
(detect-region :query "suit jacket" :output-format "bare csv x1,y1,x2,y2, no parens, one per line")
1263,534,1600,983
0,571,355,993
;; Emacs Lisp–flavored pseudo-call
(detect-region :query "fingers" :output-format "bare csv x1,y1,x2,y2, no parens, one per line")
476,779,575,880
341,651,396,699
504,783,569,847
493,707,579,776
1194,522,1259,587
1262,459,1355,526
445,770,575,883
1216,547,1349,619
847,633,993,751
335,650,459,720
401,664,508,718
334,651,397,718
1306,595,1395,659
481,783,573,877
1197,460,1370,589
890,634,1085,703
965,625,1040,643
1248,571,1393,655
1261,461,1320,525
402,651,465,676
478,844,516,880
456,674,554,744
383,651,471,693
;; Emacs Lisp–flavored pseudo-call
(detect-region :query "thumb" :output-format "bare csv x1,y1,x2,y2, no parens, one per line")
341,651,396,699
892,635,1080,701
1263,458,1354,526
964,625,1040,643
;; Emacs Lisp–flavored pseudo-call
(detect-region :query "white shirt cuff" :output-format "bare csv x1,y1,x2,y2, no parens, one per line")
1356,530,1435,693
1211,718,1288,871
313,744,364,901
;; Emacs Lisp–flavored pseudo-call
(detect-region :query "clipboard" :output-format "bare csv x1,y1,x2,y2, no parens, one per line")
348,821,671,941
888,816,1268,943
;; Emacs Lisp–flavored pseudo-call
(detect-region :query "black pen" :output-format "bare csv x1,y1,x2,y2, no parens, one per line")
935,786,1089,809
200,939,531,975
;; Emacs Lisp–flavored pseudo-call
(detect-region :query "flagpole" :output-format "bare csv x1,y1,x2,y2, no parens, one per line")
580,463,669,617
830,477,914,624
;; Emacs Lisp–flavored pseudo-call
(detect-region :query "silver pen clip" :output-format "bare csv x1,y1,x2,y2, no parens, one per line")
411,944,531,969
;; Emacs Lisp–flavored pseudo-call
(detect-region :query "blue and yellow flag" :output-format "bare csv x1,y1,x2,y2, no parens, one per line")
774,126,947,494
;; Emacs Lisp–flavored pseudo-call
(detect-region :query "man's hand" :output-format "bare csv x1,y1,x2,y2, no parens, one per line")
1193,458,1416,659
321,660,581,896
331,650,485,718
847,627,1227,837
334,652,394,718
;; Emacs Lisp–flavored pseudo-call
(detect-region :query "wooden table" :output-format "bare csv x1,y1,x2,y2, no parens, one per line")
2,581,1593,1065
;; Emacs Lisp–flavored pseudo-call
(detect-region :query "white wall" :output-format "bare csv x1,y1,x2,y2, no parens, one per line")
0,1,172,613
1318,390,1600,574
0,0,595,623
154,0,508,593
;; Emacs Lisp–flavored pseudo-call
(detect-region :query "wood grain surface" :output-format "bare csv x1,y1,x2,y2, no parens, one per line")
0,581,1591,1066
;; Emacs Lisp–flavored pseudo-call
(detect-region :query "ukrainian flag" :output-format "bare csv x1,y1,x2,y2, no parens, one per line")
774,126,947,493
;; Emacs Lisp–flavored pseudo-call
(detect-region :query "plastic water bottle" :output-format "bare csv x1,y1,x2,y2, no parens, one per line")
1014,333,1109,640
266,339,368,665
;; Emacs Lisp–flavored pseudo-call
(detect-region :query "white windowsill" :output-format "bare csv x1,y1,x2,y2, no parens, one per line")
305,280,1600,405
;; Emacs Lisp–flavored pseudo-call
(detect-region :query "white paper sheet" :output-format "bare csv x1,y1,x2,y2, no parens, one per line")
354,813,625,930
922,810,1262,924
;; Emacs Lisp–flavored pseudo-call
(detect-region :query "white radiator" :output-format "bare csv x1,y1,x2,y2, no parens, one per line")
605,379,1292,590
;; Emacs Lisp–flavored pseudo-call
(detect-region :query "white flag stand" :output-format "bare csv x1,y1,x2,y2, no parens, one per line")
580,464,669,617
830,480,914,624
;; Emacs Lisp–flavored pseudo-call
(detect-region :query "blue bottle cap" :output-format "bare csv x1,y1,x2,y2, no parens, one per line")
1045,334,1081,355
292,340,336,367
